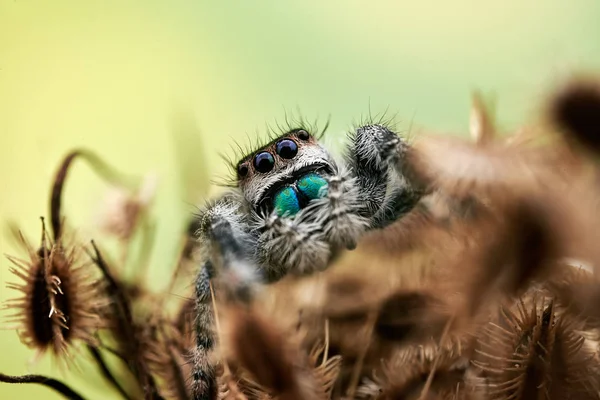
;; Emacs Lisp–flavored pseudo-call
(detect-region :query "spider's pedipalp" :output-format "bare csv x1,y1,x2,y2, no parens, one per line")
254,208,331,281
345,123,421,229
345,124,399,219
349,123,401,170
309,169,370,250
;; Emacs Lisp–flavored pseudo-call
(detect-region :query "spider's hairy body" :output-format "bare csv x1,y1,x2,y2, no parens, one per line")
190,123,423,400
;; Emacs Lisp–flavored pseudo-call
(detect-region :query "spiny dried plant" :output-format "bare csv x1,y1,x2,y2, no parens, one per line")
356,345,478,400
3,76,600,400
3,218,106,360
472,291,600,400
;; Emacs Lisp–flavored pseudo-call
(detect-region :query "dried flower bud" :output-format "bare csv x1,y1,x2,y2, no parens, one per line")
96,173,157,240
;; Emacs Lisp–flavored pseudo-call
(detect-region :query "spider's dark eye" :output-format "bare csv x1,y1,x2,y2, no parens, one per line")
253,151,275,173
297,129,310,141
275,139,298,159
237,163,249,178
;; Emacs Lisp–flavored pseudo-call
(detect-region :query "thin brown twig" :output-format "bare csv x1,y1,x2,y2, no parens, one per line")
50,149,138,241
0,373,87,400
87,345,133,400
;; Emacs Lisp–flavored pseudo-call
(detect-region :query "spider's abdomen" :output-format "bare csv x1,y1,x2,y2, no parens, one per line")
274,173,328,217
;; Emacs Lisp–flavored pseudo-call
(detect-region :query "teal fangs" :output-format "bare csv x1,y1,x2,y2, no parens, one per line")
297,173,328,200
274,186,301,217
273,173,329,217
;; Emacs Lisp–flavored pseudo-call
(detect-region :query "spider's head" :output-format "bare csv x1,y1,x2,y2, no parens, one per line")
236,128,337,216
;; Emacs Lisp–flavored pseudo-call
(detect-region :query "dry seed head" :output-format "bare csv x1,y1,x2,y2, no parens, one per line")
472,292,600,400
3,219,106,359
96,173,158,240
360,345,472,400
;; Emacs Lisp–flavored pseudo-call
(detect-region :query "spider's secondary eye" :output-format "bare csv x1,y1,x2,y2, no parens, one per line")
275,139,298,159
253,151,275,173
297,130,310,141
237,163,249,178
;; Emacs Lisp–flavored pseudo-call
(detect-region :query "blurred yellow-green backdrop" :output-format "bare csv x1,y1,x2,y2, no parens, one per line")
1,1,600,399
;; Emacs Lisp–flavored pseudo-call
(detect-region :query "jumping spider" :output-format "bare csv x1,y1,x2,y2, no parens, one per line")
191,123,423,399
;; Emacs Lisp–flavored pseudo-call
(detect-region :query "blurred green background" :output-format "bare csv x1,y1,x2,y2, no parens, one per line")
1,0,600,398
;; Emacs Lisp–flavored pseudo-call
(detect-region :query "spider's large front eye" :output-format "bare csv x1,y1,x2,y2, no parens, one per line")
275,139,298,159
253,151,275,173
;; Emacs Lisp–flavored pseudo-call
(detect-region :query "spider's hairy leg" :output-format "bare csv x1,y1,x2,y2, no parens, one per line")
197,194,259,300
346,124,423,229
191,194,261,400
254,208,331,281
191,261,217,400
346,124,399,214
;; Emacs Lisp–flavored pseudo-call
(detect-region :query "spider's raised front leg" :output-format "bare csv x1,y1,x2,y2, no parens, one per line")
344,124,424,229
191,194,260,400
308,167,370,250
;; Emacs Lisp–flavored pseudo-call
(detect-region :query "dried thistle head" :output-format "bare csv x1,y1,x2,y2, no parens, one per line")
355,343,475,400
3,219,106,360
472,291,600,400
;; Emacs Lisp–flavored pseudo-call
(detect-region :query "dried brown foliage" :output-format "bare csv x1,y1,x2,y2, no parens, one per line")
4,76,600,400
